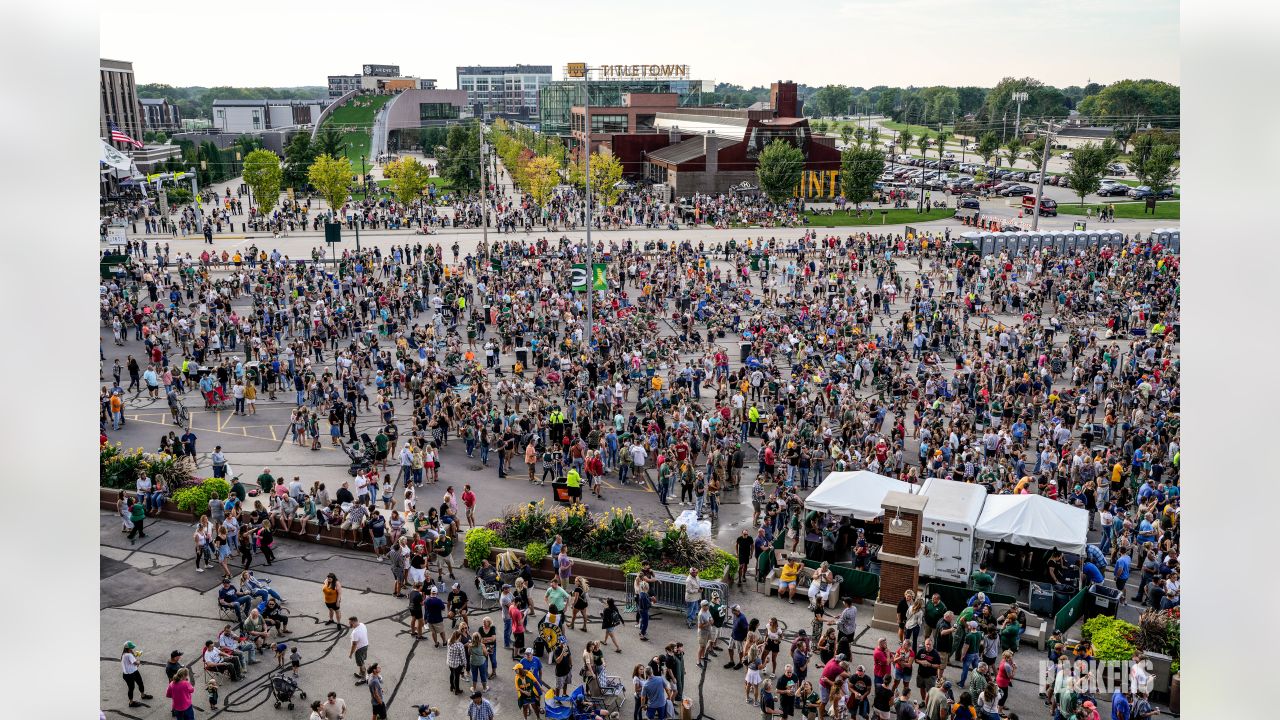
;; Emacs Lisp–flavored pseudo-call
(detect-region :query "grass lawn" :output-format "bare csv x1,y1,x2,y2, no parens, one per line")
1056,201,1180,220
794,207,956,228
321,95,394,166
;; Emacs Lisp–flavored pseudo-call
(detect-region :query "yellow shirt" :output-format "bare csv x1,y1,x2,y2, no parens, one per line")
779,563,801,583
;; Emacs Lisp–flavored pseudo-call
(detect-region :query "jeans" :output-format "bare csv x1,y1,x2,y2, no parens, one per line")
248,587,284,603
619,463,630,485
959,652,980,685
470,664,489,686
639,608,650,637
686,601,698,627
504,616,512,648
658,480,670,505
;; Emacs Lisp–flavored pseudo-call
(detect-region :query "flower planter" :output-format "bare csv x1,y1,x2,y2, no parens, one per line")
490,546,627,591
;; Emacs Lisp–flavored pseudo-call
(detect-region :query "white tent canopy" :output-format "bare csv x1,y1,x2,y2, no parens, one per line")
974,494,1089,555
804,471,916,521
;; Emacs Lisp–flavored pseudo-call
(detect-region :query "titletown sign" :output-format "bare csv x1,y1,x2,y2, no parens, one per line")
599,64,691,79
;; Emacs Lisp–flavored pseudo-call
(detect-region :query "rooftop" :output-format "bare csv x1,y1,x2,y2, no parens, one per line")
647,134,739,165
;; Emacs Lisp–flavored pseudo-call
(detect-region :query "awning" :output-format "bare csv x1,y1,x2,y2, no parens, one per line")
804,470,916,521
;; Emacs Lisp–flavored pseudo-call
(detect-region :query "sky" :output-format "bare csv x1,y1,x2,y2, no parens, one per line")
102,0,1179,90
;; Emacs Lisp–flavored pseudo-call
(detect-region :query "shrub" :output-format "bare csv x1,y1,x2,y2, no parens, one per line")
701,549,739,581
620,555,644,577
1082,616,1139,661
524,541,548,567
172,478,230,513
464,527,500,570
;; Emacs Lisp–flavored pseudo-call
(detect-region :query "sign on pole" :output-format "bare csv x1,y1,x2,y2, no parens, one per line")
569,263,608,292
106,227,128,246
324,222,342,243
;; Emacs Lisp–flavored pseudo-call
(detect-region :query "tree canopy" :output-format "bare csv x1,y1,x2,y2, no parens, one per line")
307,154,352,215
242,149,282,213
756,140,805,204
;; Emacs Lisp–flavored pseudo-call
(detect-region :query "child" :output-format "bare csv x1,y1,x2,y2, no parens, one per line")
811,607,826,642
290,646,302,678
382,477,395,510
206,677,219,709
275,641,288,668
744,645,763,706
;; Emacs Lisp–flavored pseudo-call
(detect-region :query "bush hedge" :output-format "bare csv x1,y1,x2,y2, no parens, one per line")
171,478,230,514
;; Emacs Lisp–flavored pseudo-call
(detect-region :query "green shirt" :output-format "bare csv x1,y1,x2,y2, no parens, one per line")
924,599,947,626
257,473,274,494
546,585,570,612
970,571,995,593
963,631,983,655
129,502,146,523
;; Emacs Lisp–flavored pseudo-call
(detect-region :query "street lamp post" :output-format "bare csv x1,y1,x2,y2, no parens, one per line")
356,154,366,252
1031,124,1054,231
567,63,599,357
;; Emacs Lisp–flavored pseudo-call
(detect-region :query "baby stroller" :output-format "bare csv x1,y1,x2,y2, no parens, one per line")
340,437,373,476
271,671,306,710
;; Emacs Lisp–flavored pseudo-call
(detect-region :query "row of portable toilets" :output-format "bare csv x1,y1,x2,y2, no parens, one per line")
960,227,1181,256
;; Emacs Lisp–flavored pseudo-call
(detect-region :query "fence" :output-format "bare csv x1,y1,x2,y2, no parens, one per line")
1054,586,1091,634
625,571,729,612
926,581,1018,615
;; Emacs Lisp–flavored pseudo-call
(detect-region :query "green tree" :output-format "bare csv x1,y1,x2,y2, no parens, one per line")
755,139,805,204
524,155,561,206
916,134,930,158
1134,144,1179,202
418,127,450,155
897,127,913,157
1128,131,1165,174
1004,138,1023,169
868,127,881,149
384,156,432,206
1111,123,1136,154
242,149,282,213
840,126,853,147
852,126,866,149
307,153,353,216
282,132,316,191
589,152,625,205
314,126,347,160
812,84,853,117
976,132,1000,167
840,147,886,208
1076,79,1180,122
812,119,829,134
1023,137,1048,170
1100,138,1122,164
439,123,481,193
1064,142,1110,206
935,131,950,161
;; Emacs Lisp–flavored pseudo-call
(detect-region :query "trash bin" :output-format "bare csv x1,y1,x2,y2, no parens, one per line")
740,342,752,363
1029,581,1055,617
1087,583,1122,619
551,479,573,505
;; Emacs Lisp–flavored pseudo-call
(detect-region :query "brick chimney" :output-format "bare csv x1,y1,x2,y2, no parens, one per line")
704,132,717,174
871,490,929,631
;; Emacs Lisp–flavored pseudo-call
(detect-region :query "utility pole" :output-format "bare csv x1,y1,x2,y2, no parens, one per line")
479,120,487,249
1011,91,1028,142
1031,122,1053,231
582,78,593,358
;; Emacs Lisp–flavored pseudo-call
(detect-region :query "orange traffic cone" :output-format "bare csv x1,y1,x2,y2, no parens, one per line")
1018,209,1023,218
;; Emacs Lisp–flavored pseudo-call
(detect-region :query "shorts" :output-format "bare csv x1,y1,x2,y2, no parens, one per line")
729,639,744,655
778,580,796,592
429,622,443,634
371,701,387,719
916,673,935,689
354,646,368,667
409,568,426,584
325,601,341,611
697,632,711,648
392,569,404,582
372,535,387,548
893,667,911,682
341,520,360,530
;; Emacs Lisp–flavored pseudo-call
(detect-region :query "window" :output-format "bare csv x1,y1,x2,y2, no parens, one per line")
420,103,460,121
252,110,262,130
590,114,629,133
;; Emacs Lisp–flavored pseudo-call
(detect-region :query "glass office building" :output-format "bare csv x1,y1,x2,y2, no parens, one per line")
538,79,705,136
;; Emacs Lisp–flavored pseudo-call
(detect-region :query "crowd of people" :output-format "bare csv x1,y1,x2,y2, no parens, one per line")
101,167,1178,719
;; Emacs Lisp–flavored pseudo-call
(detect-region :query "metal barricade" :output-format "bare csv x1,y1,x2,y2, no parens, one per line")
624,572,729,611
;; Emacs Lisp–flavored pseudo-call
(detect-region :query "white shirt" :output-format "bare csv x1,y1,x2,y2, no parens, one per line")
121,651,139,674
204,647,223,664
350,623,369,651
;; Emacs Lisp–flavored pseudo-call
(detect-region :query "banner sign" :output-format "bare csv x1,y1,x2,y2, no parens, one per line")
570,263,608,292
101,141,132,170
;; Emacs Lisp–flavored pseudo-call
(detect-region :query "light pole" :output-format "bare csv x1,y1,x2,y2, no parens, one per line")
1011,91,1028,142
567,63,599,357
356,154,366,252
478,121,487,250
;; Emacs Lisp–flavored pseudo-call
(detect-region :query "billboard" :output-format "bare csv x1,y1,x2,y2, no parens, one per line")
363,64,400,77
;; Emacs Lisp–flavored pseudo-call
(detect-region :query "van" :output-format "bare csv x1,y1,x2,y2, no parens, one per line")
1022,195,1057,216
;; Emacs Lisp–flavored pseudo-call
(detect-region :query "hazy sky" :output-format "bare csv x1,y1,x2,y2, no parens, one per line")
102,0,1179,89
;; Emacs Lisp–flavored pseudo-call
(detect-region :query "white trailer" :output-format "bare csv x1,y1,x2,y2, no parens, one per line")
918,478,988,583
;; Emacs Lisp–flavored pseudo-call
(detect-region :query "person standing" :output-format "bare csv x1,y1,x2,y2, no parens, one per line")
349,617,370,685
468,691,496,720
322,574,343,625
165,667,195,720
684,568,702,628
127,497,147,543
120,641,153,707
367,663,387,720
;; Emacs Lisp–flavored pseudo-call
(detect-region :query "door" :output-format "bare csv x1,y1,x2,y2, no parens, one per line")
931,531,969,581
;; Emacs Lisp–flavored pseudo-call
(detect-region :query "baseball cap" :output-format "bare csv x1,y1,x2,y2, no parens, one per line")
124,641,137,650
523,647,534,655
470,691,483,699
700,600,709,606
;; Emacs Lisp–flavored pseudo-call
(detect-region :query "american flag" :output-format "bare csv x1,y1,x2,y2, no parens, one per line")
108,120,143,149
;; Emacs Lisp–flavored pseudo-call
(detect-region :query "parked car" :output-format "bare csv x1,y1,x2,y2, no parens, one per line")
943,152,956,160
1060,151,1073,160
1000,184,1034,197
1022,195,1058,216
1097,183,1130,197
958,197,981,210
1127,185,1176,200
1107,163,1128,175
1010,172,1027,181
